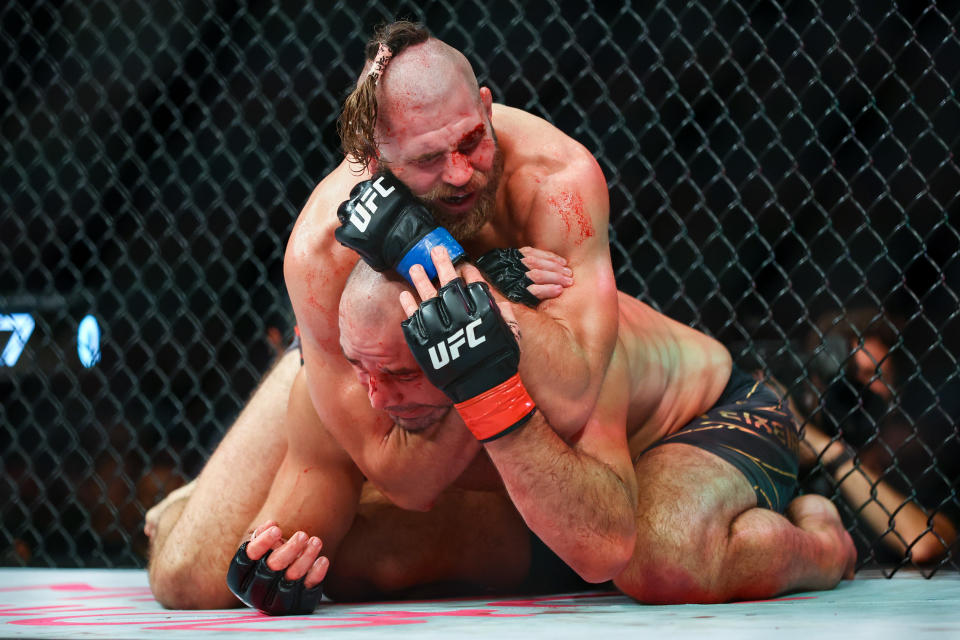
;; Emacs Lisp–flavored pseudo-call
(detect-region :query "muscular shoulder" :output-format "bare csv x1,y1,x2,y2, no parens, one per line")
284,160,366,352
285,159,365,274
491,104,608,253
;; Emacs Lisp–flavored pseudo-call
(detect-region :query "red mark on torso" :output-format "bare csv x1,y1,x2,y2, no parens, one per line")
547,191,594,245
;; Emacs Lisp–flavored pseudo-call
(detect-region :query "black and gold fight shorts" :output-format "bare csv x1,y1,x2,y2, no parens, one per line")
644,366,800,513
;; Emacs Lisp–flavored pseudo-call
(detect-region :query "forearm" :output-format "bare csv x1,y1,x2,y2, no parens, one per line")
370,420,483,511
484,415,636,582
824,446,955,561
512,303,616,430
148,496,240,609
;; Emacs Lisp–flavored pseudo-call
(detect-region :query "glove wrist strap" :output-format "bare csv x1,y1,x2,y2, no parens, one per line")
396,227,466,284
455,373,537,442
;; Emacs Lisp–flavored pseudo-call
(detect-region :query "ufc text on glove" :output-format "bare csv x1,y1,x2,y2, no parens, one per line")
335,171,466,284
401,278,537,442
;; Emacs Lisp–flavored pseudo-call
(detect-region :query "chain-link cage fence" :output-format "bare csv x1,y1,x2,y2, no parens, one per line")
2,1,957,575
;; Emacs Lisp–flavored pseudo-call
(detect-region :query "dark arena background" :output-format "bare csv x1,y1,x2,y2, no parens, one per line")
1,0,958,576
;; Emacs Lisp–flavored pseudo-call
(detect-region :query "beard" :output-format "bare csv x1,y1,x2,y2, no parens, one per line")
422,143,505,241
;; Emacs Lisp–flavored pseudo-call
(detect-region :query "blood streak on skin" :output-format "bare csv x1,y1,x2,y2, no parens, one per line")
459,123,485,146
448,151,470,173
547,191,594,245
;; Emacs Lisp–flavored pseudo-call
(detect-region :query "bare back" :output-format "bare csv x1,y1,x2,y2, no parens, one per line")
613,292,732,456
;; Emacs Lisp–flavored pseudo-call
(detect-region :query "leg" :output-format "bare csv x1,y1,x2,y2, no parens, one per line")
325,484,535,601
614,443,855,604
148,349,301,609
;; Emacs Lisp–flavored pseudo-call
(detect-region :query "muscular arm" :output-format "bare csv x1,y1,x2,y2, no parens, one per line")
402,257,636,583
810,431,957,563
490,142,619,434
284,167,480,510
148,350,301,609
484,345,638,582
243,368,365,568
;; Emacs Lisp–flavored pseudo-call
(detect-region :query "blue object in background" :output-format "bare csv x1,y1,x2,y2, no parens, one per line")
0,313,36,367
77,315,101,368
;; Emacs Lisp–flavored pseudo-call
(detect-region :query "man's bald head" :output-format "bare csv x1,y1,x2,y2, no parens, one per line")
338,261,409,335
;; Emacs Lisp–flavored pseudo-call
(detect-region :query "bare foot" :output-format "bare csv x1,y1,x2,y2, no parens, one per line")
786,494,857,581
144,479,196,538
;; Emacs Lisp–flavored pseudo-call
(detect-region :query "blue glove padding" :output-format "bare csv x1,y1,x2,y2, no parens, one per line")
335,171,466,284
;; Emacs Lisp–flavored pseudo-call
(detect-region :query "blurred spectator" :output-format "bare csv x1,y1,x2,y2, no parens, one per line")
743,308,957,565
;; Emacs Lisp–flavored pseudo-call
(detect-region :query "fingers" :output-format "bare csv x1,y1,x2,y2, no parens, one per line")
431,246,459,284
246,522,282,560
408,264,436,301
405,247,472,314
304,555,330,589
526,283,564,302
519,246,567,267
283,535,324,583
409,246,460,302
526,268,573,288
244,524,329,587
459,263,486,285
251,520,278,540
264,531,328,586
265,530,308,571
399,291,418,318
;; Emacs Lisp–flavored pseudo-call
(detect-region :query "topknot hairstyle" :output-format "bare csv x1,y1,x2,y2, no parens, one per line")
337,21,431,173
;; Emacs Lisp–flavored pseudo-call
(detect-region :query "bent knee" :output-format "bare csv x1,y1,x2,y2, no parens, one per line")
614,557,720,604
613,525,724,604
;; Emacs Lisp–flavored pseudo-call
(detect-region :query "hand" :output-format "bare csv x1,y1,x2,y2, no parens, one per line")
474,247,573,307
226,520,327,615
517,246,574,301
399,245,520,339
334,171,465,283
400,246,536,443
245,520,328,587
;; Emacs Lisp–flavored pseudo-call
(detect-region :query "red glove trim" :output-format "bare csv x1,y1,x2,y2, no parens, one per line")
455,373,537,442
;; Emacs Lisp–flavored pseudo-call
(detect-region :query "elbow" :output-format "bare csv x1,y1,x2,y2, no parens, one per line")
569,527,637,584
908,528,955,565
149,561,239,610
908,536,948,565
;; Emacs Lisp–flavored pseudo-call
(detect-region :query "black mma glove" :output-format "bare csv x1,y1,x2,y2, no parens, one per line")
402,278,537,442
335,171,466,283
226,541,323,616
475,248,540,308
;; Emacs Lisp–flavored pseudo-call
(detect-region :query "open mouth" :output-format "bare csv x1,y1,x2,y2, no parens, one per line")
441,192,474,207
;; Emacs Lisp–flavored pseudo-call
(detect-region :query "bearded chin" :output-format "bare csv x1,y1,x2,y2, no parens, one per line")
425,147,504,241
